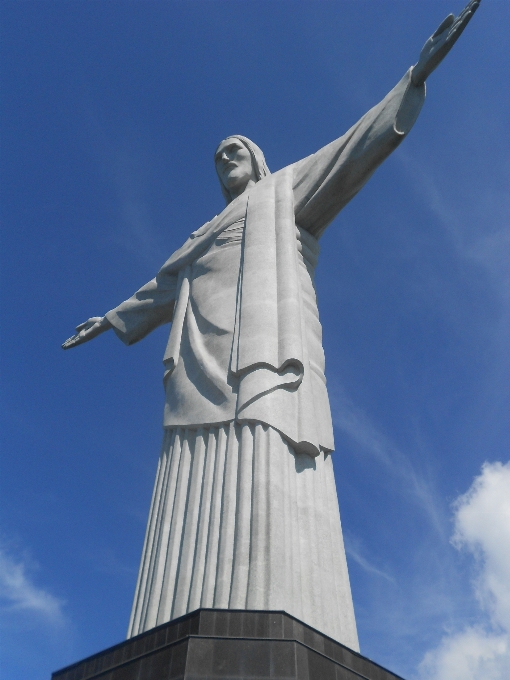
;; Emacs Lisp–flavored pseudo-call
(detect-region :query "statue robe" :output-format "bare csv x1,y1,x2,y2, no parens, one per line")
105,69,425,647
106,69,425,456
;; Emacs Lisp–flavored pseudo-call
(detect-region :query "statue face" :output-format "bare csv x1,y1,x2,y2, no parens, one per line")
215,138,256,198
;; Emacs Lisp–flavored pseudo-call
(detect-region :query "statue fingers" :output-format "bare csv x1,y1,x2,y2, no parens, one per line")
449,0,481,37
462,0,481,19
447,10,478,45
62,325,93,348
62,334,80,349
432,13,455,39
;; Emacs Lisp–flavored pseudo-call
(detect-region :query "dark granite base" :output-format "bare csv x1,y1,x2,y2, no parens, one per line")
52,609,405,680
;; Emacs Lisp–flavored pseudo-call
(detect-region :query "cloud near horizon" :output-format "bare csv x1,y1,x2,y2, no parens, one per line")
0,547,65,625
418,461,510,680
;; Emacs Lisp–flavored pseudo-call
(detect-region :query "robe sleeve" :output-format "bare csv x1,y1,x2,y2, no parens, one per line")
105,271,178,346
293,68,425,238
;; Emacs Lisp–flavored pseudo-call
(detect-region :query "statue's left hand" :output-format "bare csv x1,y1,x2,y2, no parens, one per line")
412,0,481,86
62,316,112,350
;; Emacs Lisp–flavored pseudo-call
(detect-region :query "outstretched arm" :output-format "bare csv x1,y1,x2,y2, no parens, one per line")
62,316,112,350
62,269,178,350
292,69,426,238
411,0,481,86
292,0,481,238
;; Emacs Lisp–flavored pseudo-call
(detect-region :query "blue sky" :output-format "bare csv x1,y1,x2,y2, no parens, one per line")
1,2,509,679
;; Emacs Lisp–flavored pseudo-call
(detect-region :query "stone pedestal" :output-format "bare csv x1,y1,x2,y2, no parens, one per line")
52,609,405,680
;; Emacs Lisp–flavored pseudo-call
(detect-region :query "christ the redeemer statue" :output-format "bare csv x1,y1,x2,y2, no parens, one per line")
63,2,480,651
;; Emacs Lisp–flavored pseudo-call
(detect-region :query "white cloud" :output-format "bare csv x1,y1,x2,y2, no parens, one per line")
419,628,509,680
0,548,65,625
454,462,510,631
418,461,510,680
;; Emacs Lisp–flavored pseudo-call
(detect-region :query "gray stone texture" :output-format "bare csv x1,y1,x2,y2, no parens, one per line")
59,1,482,662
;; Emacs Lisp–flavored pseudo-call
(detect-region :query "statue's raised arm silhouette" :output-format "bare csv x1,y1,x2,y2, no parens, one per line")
62,2,481,648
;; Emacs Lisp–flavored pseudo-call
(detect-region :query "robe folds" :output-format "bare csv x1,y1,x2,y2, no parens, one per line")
126,423,361,648
105,69,425,456
105,69,425,647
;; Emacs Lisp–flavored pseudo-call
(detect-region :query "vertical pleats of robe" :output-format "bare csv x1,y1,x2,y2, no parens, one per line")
127,422,359,651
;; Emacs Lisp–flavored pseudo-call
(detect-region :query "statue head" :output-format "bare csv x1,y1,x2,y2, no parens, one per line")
215,135,270,204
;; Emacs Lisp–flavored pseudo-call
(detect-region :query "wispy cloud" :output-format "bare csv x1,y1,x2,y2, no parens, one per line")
330,384,446,538
397,147,510,316
93,547,138,581
82,107,168,271
0,547,65,625
344,535,396,584
418,461,510,680
105,146,167,269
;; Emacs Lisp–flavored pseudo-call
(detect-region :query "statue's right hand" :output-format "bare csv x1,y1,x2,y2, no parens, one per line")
62,316,112,350
411,0,481,86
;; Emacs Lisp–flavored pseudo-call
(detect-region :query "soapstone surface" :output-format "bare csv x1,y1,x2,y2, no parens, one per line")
61,0,482,652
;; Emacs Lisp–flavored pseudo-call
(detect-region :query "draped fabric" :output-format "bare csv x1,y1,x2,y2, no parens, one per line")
232,167,303,378
128,423,359,650
103,69,426,648
231,167,329,455
105,69,425,456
